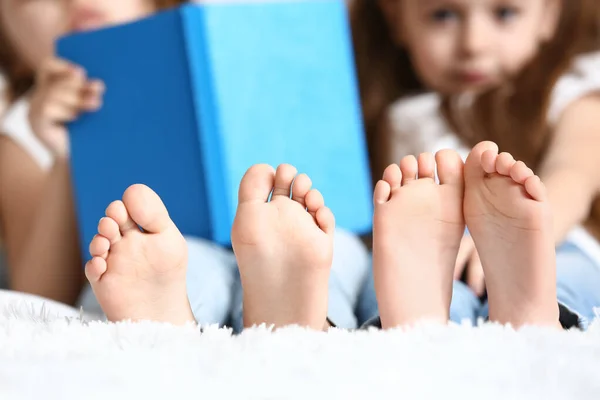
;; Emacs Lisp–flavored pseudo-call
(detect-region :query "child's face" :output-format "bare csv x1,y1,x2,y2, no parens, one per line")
1,0,156,72
380,0,559,94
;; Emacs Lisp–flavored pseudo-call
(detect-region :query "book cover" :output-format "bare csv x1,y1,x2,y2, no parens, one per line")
58,0,372,256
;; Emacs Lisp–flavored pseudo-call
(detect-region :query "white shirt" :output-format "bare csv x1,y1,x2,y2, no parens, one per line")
388,51,600,265
1,96,53,171
0,75,7,116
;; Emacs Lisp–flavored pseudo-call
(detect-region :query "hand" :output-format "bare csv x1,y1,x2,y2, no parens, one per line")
454,235,486,296
29,58,105,158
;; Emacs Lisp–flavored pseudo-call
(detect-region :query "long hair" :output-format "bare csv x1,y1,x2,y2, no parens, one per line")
0,0,187,104
350,0,600,178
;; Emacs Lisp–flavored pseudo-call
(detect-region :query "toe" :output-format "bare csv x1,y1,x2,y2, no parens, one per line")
436,150,464,187
106,200,138,234
306,189,325,217
238,164,276,204
272,164,298,199
400,155,418,185
510,161,534,184
373,180,392,205
524,175,547,202
291,173,312,208
382,164,402,190
417,153,435,180
495,152,516,176
315,206,335,235
98,217,121,244
465,141,499,180
122,184,174,234
89,234,110,258
85,257,107,283
481,150,498,174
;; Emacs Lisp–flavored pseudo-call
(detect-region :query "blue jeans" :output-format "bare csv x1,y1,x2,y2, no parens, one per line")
230,229,370,332
355,241,600,330
184,236,238,326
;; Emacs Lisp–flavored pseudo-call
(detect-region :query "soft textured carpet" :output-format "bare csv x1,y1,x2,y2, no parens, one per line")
1,289,599,400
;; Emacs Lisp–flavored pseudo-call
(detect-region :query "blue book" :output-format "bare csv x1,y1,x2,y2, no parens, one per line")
57,0,373,255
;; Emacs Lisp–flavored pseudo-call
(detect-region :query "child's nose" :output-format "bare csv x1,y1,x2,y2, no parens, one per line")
460,15,491,57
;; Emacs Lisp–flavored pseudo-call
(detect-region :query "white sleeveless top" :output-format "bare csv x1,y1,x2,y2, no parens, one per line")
1,96,53,171
0,76,7,116
388,51,600,265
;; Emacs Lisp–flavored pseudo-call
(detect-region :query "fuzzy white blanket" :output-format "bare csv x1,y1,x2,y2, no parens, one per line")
1,289,599,400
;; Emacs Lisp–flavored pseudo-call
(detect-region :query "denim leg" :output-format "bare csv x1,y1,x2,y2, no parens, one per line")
327,229,370,329
355,260,378,326
478,301,489,321
449,280,481,325
185,236,237,326
230,271,244,333
555,241,600,329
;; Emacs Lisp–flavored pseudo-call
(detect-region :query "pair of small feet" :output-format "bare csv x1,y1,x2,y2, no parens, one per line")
85,164,335,330
373,141,559,329
85,141,559,330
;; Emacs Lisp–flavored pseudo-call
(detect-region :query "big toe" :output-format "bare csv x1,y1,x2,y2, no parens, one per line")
238,164,276,204
122,184,173,234
436,150,464,188
465,141,499,181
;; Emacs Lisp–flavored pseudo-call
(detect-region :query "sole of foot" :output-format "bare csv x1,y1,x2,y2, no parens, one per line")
464,141,560,328
86,184,194,325
231,164,335,331
373,150,465,329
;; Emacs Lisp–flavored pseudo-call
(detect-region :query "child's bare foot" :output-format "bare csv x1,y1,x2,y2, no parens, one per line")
373,151,465,329
231,164,335,331
464,141,560,328
85,184,194,325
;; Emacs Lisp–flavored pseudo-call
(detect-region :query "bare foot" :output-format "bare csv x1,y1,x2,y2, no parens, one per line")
373,151,465,328
464,141,560,328
85,184,194,325
231,164,335,330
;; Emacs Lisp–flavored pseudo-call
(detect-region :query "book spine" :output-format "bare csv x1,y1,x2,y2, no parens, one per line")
181,5,230,245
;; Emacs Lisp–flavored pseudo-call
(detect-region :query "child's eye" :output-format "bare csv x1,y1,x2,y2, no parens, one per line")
430,8,459,23
495,6,519,22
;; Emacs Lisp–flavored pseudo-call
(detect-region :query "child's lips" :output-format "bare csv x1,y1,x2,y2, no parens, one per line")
456,70,492,85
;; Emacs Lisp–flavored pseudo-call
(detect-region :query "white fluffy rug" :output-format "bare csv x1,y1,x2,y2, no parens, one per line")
1,290,600,400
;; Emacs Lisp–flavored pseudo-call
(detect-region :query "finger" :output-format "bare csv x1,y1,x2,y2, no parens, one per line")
46,83,85,109
53,70,88,92
85,79,105,95
79,95,103,112
466,251,486,296
80,80,105,111
43,103,79,123
46,78,103,112
38,58,84,86
454,235,475,279
37,72,89,112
